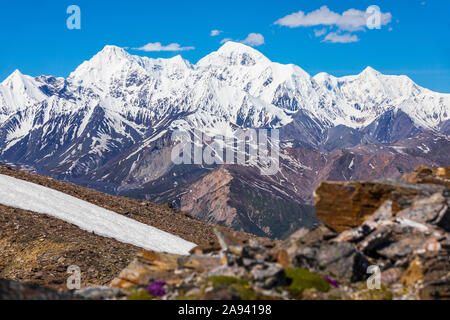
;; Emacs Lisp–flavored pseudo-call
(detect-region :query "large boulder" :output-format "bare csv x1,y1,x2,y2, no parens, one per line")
292,242,370,282
314,179,446,232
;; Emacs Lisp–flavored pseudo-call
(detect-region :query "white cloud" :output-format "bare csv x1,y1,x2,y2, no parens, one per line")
132,42,195,52
240,33,265,47
210,29,222,37
322,32,359,43
275,5,392,32
220,38,233,44
218,33,264,47
314,28,327,37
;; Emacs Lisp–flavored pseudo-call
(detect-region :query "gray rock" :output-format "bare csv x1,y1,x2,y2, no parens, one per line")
207,265,248,279
419,253,450,299
293,242,370,282
396,193,450,231
289,222,337,244
292,246,319,270
381,267,403,285
319,243,371,282
376,237,426,260
365,199,394,223
0,278,81,300
250,263,286,289
75,286,124,300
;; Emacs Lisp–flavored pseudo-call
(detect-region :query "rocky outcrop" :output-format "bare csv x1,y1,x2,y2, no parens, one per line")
401,165,450,189
315,176,448,232
107,165,450,300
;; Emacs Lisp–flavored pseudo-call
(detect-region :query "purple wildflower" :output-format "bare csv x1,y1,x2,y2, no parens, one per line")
146,280,167,297
324,276,339,288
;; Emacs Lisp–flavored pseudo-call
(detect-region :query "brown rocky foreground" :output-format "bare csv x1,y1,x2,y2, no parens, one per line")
0,165,449,300
108,165,449,300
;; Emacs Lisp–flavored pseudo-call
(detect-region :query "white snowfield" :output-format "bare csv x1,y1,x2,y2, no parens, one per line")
0,174,196,255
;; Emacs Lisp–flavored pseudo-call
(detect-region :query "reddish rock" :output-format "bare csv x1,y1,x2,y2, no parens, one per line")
381,268,403,286
273,249,290,269
401,165,450,189
314,179,445,232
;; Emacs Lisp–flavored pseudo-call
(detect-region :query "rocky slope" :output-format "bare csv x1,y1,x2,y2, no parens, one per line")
3,164,447,300
108,165,450,300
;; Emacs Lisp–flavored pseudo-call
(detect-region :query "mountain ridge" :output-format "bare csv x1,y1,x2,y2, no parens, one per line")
1,42,448,130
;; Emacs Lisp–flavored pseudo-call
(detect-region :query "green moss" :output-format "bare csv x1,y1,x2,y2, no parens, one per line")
206,276,248,287
123,285,138,292
357,287,393,300
285,268,330,295
231,284,258,300
127,290,153,300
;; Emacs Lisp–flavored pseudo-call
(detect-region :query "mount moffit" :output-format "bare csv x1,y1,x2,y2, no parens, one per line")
1,42,449,238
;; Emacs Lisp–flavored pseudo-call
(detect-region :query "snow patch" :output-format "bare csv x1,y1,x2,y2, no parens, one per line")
0,174,196,255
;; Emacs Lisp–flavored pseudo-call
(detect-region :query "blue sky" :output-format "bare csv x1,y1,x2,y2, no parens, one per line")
0,0,449,92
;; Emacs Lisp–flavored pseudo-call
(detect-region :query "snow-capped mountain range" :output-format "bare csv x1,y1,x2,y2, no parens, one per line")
1,42,448,135
0,42,449,238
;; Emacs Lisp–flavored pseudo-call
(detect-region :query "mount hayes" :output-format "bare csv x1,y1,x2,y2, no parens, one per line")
0,42,449,238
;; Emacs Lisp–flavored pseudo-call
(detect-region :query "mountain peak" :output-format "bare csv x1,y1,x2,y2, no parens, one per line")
167,54,186,64
313,72,335,82
198,41,270,67
68,45,134,84
4,69,24,80
360,66,381,76
217,41,255,52
217,41,268,58
2,69,29,87
11,69,24,76
95,45,130,60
